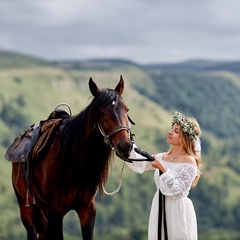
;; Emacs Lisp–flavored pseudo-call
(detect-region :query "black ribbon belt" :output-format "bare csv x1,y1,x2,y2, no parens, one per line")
158,170,168,240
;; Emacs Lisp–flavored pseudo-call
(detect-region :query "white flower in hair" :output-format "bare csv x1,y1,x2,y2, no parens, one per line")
171,111,197,140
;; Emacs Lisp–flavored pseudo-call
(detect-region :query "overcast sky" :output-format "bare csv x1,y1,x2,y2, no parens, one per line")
1,0,240,64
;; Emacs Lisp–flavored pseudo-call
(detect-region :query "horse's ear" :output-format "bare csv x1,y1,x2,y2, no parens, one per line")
115,75,124,95
89,77,100,96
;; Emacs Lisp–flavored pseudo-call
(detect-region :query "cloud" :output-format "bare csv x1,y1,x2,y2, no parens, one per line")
1,0,240,63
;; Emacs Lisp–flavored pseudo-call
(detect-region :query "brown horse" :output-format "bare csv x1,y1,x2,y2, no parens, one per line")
11,76,133,240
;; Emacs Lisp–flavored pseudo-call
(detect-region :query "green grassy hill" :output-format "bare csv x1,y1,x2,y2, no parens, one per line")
0,50,49,69
1,51,240,239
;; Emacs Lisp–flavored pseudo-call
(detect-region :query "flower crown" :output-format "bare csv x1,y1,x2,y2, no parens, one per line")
171,111,197,140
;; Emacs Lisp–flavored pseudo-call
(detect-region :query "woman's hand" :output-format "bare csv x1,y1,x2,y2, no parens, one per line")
151,155,166,173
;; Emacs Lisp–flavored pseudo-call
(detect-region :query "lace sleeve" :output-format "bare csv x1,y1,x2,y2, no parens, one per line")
159,164,197,198
127,161,155,174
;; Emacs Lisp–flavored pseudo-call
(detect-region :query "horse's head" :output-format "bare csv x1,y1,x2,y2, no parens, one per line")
89,76,133,159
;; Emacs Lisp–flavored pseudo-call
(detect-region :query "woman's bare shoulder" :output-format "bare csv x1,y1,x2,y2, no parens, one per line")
182,155,196,166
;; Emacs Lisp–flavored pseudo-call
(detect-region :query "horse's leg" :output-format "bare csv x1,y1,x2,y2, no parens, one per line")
20,206,39,240
12,184,38,240
77,200,96,240
19,203,63,240
44,210,64,240
13,184,49,240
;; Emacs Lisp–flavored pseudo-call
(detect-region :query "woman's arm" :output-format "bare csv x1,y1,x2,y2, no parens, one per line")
127,161,155,174
159,164,197,198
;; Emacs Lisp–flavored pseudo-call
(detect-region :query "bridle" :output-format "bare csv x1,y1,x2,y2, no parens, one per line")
96,94,135,196
96,93,135,148
97,123,132,148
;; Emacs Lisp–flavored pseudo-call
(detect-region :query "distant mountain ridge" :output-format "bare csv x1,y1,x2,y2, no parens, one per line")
1,49,240,74
144,59,240,74
0,50,49,68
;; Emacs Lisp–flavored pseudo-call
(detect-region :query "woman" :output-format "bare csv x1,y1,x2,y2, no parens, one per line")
127,111,202,240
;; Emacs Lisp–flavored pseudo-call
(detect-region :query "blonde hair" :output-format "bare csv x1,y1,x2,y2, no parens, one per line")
168,117,202,187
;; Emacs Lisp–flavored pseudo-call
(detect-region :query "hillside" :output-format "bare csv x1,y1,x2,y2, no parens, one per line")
144,59,240,75
1,51,240,239
0,50,50,69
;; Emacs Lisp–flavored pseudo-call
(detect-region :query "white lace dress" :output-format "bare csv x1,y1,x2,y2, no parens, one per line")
127,153,198,240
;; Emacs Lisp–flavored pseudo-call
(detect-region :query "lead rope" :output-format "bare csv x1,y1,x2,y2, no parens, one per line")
102,161,125,196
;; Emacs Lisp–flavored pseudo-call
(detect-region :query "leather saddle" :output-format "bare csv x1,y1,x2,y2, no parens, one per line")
5,105,71,163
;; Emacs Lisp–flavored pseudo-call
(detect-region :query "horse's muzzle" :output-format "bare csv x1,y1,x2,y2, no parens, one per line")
115,141,133,160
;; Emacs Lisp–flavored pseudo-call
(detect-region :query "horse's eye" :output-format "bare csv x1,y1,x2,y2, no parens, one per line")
126,108,129,113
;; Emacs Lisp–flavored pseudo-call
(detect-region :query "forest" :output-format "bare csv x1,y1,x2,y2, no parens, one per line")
1,50,240,239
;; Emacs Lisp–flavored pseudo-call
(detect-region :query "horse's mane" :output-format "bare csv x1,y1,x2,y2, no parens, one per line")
59,88,119,193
